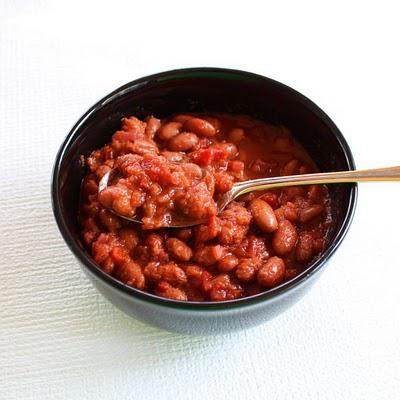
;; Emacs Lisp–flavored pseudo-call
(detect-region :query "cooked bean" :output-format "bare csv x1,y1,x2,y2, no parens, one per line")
144,262,187,286
146,234,169,261
155,281,187,301
184,118,216,137
272,220,298,256
98,209,121,232
204,116,222,132
235,259,257,282
218,254,239,272
281,159,300,176
228,127,245,143
168,132,199,151
299,204,324,223
257,256,286,287
186,265,206,288
295,233,314,263
145,116,161,138
281,202,298,222
161,150,187,162
250,198,278,233
118,227,139,252
195,216,221,242
181,162,203,179
158,122,182,140
174,228,193,242
117,260,145,289
273,135,293,152
194,244,225,266
166,238,193,261
172,114,193,123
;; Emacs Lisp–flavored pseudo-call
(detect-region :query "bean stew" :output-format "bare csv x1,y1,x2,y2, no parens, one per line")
80,113,332,301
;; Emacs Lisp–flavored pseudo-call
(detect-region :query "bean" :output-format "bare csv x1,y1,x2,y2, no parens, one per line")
218,254,239,272
146,234,169,262
185,265,205,288
145,116,161,138
273,134,293,152
174,228,193,242
166,238,193,261
214,172,234,193
161,151,187,162
194,244,226,266
299,163,312,174
168,132,199,151
144,262,187,286
281,202,298,222
250,198,278,233
118,227,139,252
172,114,193,123
204,116,222,132
158,122,182,140
117,260,145,289
307,185,324,203
235,259,257,282
219,142,238,159
295,233,314,263
155,281,187,301
195,216,221,242
272,220,298,256
159,263,187,286
313,238,325,253
281,159,300,176
181,162,203,179
259,192,279,208
184,117,216,137
299,204,324,223
228,127,245,143
98,209,121,232
257,256,286,288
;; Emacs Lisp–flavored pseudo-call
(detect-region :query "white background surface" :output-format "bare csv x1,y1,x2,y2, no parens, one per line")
1,1,399,399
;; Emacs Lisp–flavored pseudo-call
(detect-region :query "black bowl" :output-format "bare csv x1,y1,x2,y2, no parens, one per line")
52,68,357,335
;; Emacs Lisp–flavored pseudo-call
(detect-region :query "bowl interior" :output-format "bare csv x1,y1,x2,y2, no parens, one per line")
54,68,355,301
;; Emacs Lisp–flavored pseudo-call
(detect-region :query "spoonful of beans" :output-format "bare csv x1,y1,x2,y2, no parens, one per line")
99,165,400,228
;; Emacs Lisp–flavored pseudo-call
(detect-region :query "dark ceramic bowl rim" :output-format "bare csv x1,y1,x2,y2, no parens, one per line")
52,67,357,311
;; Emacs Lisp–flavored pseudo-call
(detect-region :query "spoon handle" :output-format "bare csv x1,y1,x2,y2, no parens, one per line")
231,165,400,198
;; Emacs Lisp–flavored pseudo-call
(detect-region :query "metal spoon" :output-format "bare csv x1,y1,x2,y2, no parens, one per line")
99,165,400,228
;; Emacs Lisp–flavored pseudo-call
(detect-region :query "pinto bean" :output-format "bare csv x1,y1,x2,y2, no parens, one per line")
155,281,187,300
116,260,145,289
228,128,245,143
158,122,182,140
168,132,199,151
166,238,193,261
257,256,286,288
299,204,325,223
272,220,298,256
235,259,257,282
194,244,226,266
184,118,216,137
281,159,300,176
295,233,315,263
250,198,278,233
145,116,161,138
118,227,139,252
218,254,239,272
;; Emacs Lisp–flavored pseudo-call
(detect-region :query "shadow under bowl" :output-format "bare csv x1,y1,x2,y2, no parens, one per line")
52,68,357,335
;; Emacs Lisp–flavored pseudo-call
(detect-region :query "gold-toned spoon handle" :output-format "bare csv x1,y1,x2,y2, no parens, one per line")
229,165,400,200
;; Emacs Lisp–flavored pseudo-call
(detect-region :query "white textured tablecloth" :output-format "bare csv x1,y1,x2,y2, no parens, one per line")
1,1,399,399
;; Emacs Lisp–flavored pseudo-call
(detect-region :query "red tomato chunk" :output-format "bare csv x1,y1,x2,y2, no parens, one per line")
80,113,332,301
